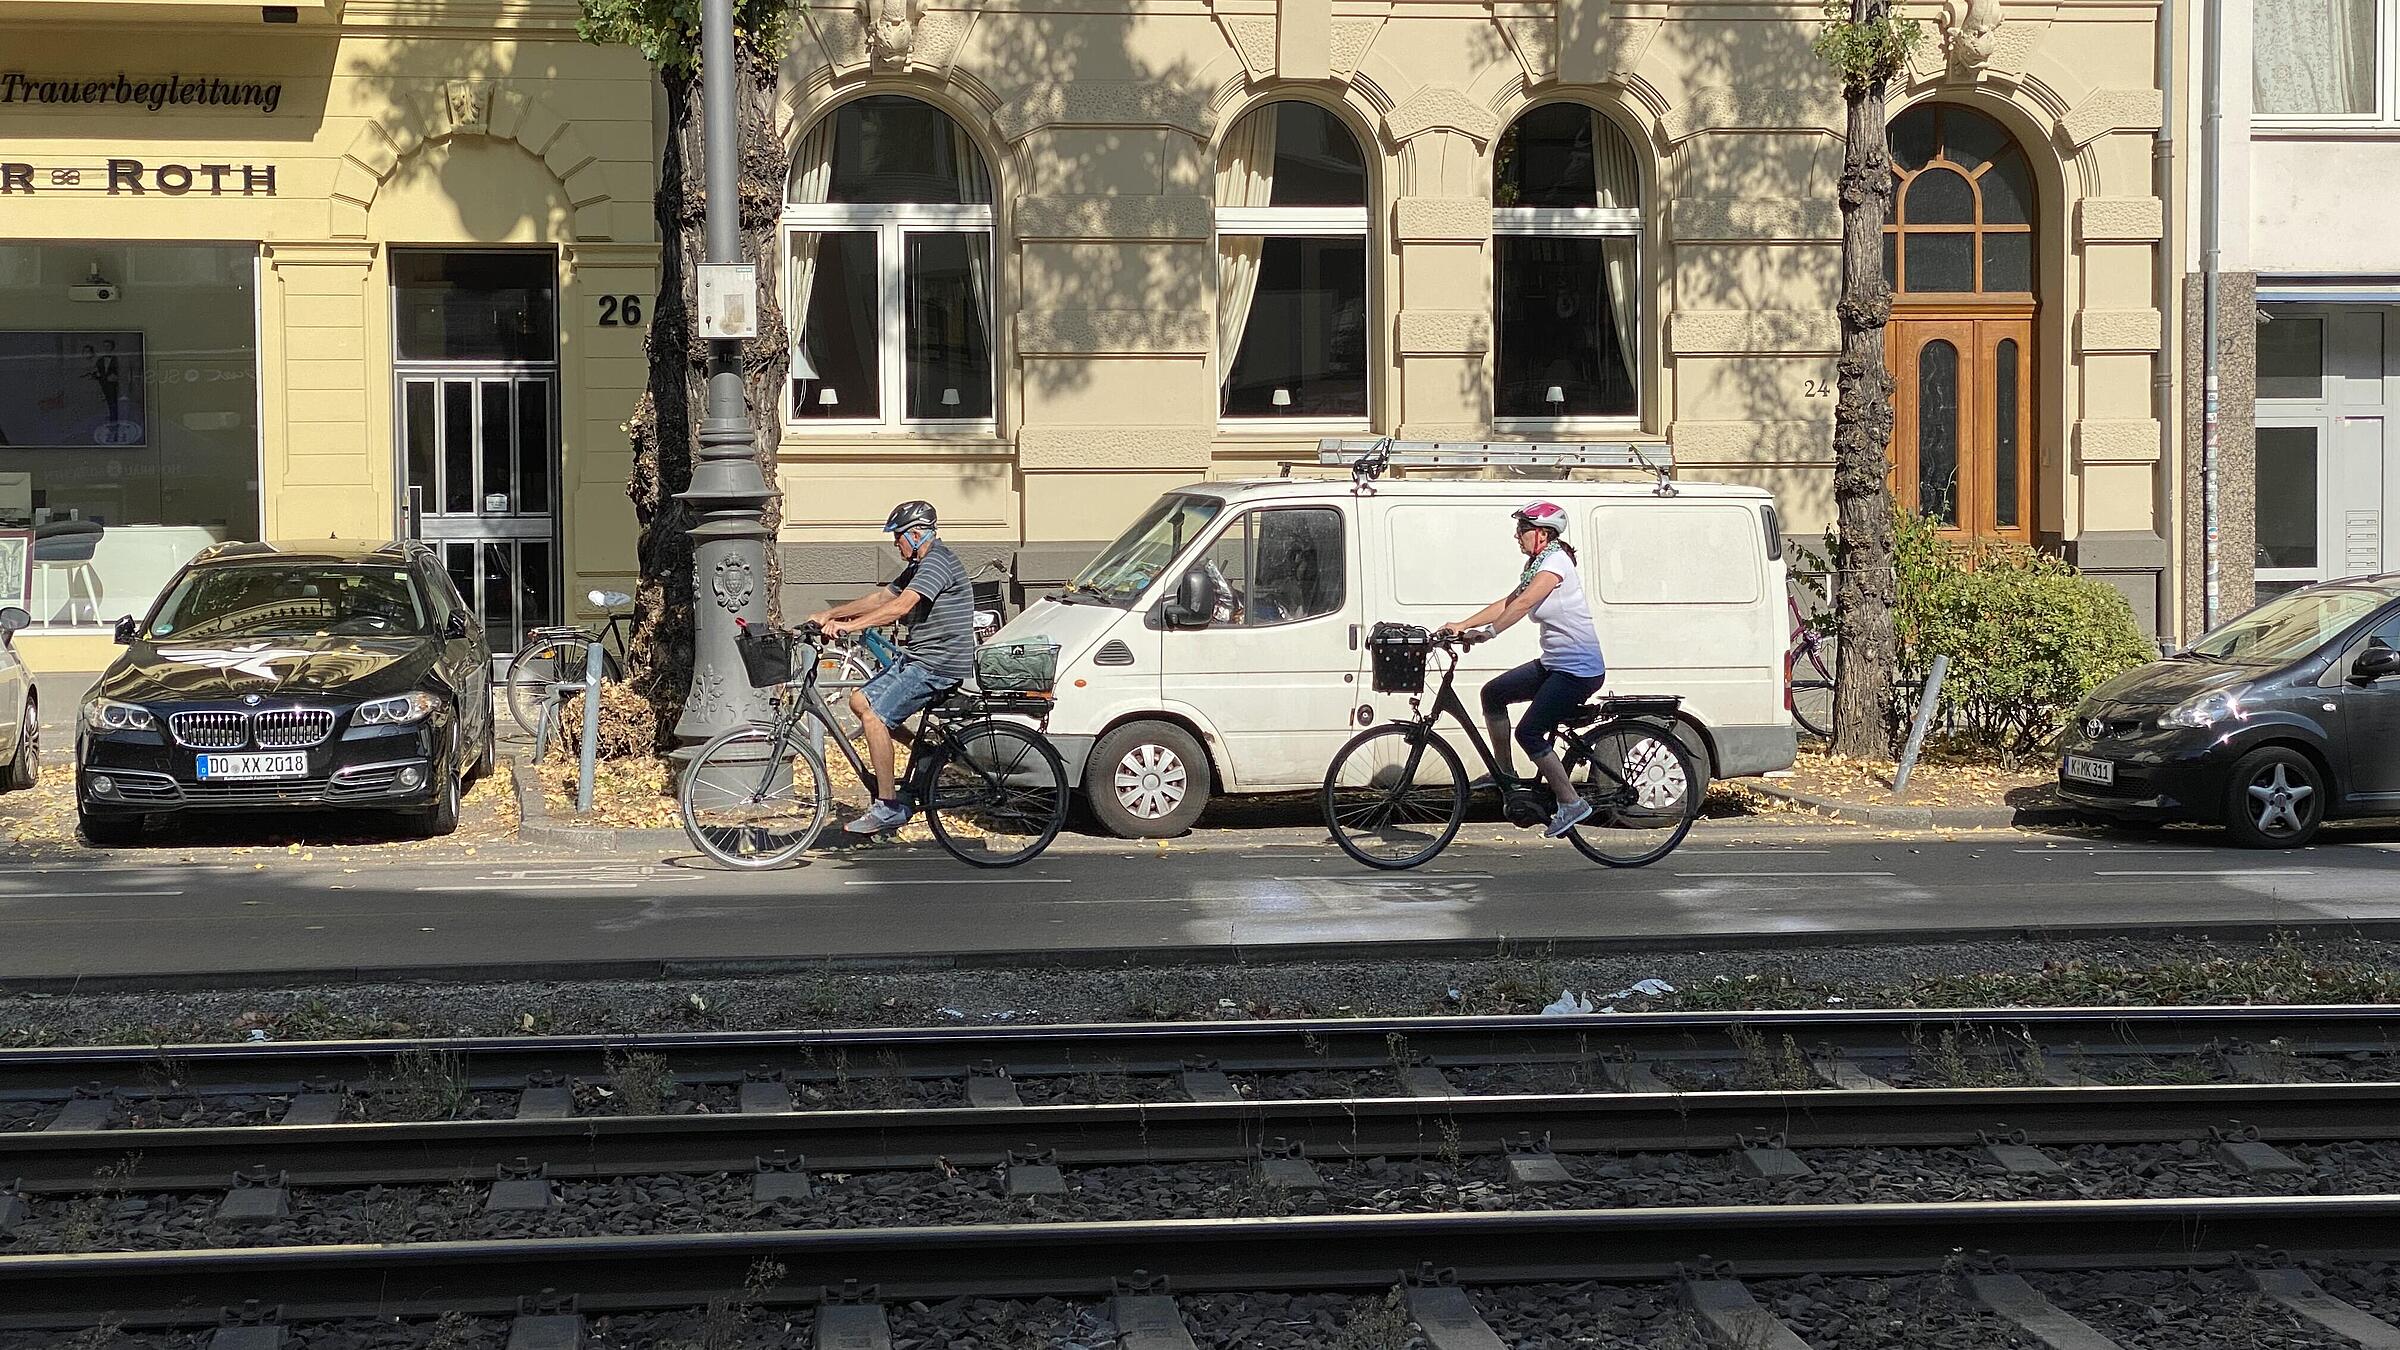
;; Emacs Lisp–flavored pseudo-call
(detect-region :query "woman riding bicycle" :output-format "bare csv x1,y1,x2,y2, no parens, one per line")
1435,500,1606,838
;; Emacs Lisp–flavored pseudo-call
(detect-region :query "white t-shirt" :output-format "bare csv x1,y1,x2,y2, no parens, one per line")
1528,551,1606,678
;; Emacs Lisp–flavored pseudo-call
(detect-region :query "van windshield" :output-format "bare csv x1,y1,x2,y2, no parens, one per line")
2186,587,2387,665
1068,494,1226,605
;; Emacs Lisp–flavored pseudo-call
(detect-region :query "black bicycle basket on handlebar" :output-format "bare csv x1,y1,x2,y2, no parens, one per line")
1366,622,1433,693
733,625,801,689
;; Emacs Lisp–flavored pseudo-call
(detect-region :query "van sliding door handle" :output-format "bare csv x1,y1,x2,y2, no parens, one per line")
1349,624,1359,650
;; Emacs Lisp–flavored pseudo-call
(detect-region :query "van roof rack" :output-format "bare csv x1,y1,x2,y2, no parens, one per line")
1303,438,1677,495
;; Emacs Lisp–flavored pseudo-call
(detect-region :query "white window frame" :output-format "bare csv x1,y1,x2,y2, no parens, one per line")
1492,204,1645,434
1214,203,1376,432
2251,0,2392,131
780,200,997,434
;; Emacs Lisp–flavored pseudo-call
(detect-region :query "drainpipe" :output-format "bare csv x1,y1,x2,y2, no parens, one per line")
2154,0,2178,641
2200,0,2225,629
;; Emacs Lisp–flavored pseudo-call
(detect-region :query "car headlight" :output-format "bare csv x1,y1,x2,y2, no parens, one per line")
355,692,441,726
81,698,155,733
2158,688,2246,729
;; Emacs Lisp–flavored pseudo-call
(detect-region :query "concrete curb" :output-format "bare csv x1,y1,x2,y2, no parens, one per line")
508,756,689,854
1744,780,2088,831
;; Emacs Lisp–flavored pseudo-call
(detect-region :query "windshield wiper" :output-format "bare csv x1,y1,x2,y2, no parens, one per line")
1056,582,1116,606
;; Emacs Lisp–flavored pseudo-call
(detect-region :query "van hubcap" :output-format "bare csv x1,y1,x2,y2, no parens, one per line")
1619,736,1689,811
1113,744,1188,819
2246,763,2314,835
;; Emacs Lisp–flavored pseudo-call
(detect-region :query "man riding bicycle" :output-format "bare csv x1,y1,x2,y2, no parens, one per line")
1435,500,1606,838
806,500,978,835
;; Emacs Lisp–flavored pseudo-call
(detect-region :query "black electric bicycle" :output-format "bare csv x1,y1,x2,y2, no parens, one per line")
677,620,1070,870
1320,624,1703,870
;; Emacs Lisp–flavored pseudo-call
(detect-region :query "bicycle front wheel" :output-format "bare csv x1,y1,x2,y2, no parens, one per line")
679,724,829,869
923,720,1069,868
1564,721,1701,868
507,638,621,739
1322,723,1468,871
1790,641,1835,741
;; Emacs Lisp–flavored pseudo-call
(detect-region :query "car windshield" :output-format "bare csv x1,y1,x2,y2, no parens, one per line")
1068,493,1226,604
2185,587,2388,665
147,565,427,641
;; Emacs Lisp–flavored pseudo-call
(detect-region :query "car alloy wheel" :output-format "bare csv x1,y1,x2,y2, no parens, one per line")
1113,742,1188,820
2246,761,2315,838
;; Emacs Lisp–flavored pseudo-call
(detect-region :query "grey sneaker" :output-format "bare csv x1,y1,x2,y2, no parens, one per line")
1545,798,1594,838
844,800,913,835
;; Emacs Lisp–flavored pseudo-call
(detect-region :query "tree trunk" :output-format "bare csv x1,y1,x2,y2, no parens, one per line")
1828,0,1904,759
623,47,788,750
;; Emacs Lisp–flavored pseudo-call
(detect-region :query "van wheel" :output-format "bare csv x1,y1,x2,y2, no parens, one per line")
1087,721,1211,838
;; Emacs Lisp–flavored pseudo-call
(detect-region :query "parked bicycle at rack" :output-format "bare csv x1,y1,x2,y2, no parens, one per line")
504,590,633,740
677,619,1071,869
1320,623,1703,870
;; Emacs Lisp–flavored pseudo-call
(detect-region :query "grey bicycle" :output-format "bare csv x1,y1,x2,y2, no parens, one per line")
677,620,1070,869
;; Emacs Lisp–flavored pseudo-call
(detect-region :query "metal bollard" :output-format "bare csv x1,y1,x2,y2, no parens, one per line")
576,637,604,813
1891,654,1949,799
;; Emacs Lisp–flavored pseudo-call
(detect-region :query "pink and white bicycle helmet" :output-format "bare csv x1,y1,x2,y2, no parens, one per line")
1512,500,1570,536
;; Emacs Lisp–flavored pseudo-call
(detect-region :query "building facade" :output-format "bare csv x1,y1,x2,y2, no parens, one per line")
773,0,2180,631
0,0,656,672
2194,0,2400,628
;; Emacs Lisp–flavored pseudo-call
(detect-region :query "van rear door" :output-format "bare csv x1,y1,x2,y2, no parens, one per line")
1585,499,1782,732
1156,501,1362,791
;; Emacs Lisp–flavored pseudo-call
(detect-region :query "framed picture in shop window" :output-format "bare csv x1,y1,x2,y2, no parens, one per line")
0,530,31,615
0,332,149,449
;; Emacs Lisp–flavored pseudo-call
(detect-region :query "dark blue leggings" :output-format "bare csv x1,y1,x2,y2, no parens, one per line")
1481,660,1607,762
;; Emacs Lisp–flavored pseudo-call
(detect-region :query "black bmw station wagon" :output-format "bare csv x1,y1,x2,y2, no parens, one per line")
75,541,495,845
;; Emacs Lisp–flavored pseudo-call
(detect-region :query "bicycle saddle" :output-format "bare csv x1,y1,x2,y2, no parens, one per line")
588,589,633,609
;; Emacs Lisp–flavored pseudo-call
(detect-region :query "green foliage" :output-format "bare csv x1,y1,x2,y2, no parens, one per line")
1890,511,2156,759
576,0,786,71
1811,0,1925,86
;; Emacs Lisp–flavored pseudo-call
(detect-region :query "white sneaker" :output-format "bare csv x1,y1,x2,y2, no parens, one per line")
1545,798,1593,838
844,800,913,835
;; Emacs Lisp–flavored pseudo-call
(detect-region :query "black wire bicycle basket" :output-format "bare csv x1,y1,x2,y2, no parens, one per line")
1367,622,1433,694
734,625,801,689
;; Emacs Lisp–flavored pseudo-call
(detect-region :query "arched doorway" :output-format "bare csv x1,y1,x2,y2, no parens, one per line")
1884,103,2036,541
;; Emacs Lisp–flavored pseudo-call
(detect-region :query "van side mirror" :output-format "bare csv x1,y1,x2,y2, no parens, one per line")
2353,645,2400,683
112,615,139,645
1160,567,1216,629
445,611,472,640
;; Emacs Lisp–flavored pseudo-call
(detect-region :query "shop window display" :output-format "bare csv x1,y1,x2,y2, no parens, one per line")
0,244,260,629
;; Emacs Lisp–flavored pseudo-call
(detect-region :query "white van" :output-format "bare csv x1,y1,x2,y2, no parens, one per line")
991,475,1799,837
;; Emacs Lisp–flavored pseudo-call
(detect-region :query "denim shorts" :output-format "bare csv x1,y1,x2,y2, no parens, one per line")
862,656,957,726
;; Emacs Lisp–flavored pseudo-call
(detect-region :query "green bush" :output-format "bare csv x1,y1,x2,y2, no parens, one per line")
1891,511,2155,761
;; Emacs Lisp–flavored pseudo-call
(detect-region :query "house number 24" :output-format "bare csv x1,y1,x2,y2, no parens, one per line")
597,295,645,326
1801,379,1837,398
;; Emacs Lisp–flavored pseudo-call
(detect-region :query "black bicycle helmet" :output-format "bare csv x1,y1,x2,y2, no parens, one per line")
883,500,938,534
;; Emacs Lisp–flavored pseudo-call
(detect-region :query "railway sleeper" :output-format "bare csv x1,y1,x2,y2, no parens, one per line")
509,1291,582,1350
1403,1267,1508,1350
1112,1275,1199,1350
2242,1261,2400,1347
1680,1271,1811,1350
209,1300,286,1350
1963,1269,2122,1350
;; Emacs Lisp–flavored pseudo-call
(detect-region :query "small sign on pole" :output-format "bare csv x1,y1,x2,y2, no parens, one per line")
696,263,758,339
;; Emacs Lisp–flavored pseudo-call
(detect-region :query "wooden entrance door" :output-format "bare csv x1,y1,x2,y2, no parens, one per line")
1888,311,2034,541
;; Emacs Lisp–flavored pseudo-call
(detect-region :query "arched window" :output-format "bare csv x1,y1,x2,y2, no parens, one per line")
1493,103,1642,423
1216,101,1371,422
1884,103,2034,297
784,96,995,428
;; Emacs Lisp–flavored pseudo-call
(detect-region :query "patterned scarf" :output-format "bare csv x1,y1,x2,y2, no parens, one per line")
1511,541,1563,601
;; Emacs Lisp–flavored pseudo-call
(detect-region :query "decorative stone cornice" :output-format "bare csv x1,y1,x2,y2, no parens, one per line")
1663,86,1841,143
1384,86,1500,147
1015,195,1213,242
2059,88,2164,149
994,83,1214,144
1016,309,1213,355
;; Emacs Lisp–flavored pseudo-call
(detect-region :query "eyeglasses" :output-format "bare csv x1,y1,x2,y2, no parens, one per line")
1513,521,1539,536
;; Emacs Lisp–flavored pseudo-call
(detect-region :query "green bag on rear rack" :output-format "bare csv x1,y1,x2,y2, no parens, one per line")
975,638,1061,693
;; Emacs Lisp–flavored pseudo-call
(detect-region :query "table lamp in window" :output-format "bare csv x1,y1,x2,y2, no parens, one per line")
941,388,960,410
1545,386,1566,415
817,388,839,410
1271,388,1292,413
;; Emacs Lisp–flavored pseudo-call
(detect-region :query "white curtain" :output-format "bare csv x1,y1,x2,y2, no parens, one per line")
952,122,993,372
2253,0,2374,115
787,121,837,385
1591,112,1641,390
1216,108,1278,393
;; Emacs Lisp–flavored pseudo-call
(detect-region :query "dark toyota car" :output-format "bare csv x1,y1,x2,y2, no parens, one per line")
76,540,495,844
2057,576,2400,847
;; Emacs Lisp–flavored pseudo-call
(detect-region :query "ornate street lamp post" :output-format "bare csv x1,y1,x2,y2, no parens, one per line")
675,0,774,753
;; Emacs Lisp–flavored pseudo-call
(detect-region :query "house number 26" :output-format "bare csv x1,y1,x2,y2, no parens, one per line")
597,295,645,326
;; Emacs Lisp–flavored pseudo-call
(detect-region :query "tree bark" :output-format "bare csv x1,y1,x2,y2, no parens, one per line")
1828,0,1905,758
623,46,788,750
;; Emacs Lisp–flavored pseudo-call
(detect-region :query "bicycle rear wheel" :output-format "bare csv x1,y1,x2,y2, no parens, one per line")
1790,641,1835,741
679,724,829,869
1322,723,1469,870
507,637,621,739
1564,720,1701,868
923,720,1069,868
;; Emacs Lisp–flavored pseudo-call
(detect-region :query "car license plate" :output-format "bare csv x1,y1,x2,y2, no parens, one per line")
2064,755,2115,786
198,752,308,781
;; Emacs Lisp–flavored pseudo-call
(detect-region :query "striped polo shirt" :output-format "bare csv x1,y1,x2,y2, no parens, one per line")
887,538,977,683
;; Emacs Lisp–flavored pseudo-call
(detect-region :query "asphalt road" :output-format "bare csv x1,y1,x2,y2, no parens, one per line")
4,822,2400,982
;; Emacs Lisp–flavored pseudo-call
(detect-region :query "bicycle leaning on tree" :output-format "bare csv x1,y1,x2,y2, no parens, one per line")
1320,624,1704,871
676,619,1071,870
